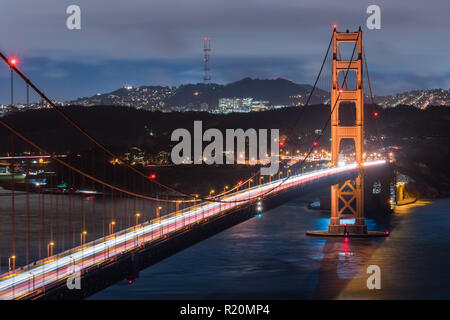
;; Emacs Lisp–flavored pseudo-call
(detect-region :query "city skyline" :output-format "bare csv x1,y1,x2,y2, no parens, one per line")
3,76,447,113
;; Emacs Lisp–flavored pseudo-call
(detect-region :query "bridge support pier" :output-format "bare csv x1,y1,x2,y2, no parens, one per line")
327,172,367,235
307,171,385,237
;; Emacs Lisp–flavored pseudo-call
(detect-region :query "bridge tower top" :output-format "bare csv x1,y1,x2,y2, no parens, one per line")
331,28,364,167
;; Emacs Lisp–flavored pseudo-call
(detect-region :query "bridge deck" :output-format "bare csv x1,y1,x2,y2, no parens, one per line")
0,160,386,300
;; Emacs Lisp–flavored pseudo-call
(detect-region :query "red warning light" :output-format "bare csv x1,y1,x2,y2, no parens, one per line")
333,24,337,29
279,141,284,147
339,88,343,93
8,57,18,67
374,111,379,117
313,141,318,147
149,174,156,179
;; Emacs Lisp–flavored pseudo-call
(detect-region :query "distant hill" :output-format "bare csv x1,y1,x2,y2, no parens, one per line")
69,78,450,111
71,85,174,109
374,88,450,109
70,78,329,110
164,77,329,108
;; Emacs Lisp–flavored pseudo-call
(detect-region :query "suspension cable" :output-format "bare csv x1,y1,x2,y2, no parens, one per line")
211,28,361,202
0,51,207,202
0,28,361,205
363,41,386,153
0,118,192,203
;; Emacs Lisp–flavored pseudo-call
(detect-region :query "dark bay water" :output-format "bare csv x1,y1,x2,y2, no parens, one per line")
90,193,450,300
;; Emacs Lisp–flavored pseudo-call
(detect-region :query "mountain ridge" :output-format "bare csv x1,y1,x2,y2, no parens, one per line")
69,77,450,110
70,77,329,110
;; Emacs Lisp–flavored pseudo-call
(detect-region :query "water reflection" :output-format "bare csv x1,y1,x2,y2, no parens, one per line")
313,236,387,299
91,195,449,300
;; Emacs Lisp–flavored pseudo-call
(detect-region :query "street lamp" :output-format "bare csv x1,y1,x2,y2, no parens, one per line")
156,206,162,218
223,185,229,193
80,231,87,245
8,255,16,272
109,221,116,235
47,241,55,257
135,213,141,225
259,176,264,184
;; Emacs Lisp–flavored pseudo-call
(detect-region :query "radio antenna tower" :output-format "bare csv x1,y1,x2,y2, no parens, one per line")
203,37,212,84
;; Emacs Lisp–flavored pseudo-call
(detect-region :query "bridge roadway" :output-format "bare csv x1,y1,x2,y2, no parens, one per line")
0,160,386,300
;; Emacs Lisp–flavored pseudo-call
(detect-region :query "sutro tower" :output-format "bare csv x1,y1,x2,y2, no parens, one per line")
203,37,212,84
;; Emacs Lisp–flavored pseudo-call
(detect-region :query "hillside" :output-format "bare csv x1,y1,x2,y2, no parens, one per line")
164,77,328,108
70,78,329,110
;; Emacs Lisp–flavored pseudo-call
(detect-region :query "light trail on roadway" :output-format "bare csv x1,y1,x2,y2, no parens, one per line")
0,160,386,300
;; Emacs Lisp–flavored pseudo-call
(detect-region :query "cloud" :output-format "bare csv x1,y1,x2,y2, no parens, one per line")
0,0,449,101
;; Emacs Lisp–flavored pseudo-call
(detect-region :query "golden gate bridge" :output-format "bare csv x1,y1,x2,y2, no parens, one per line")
0,27,392,299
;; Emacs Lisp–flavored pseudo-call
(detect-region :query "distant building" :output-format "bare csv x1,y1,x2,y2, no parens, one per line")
242,98,254,110
218,97,252,113
199,102,209,112
250,100,270,112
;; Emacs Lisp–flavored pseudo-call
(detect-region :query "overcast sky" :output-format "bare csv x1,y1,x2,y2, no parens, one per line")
0,0,449,103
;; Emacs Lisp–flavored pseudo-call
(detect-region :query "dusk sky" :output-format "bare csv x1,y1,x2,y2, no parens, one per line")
1,0,449,103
